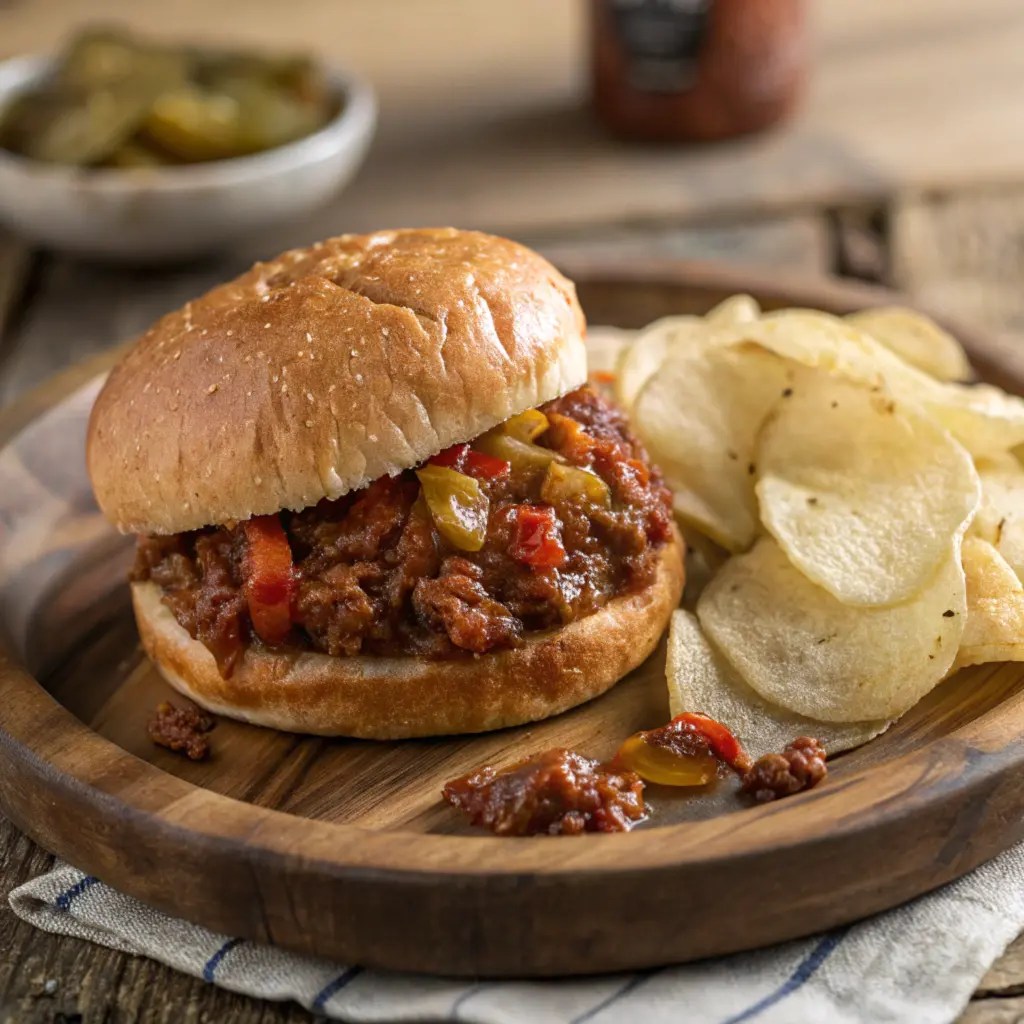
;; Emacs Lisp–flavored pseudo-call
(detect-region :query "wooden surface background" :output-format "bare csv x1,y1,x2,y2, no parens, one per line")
2,0,1024,1020
4,0,1024,241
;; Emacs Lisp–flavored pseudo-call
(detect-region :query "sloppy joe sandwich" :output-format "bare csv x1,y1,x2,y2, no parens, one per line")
87,228,684,739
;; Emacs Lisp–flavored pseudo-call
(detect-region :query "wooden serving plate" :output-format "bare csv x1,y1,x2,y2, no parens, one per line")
3,261,1024,978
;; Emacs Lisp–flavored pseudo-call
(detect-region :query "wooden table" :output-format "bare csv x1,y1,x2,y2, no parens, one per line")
4,1,1024,1020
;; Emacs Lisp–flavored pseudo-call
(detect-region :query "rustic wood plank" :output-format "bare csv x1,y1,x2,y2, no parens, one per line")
832,206,890,285
534,214,833,279
976,933,1024,997
889,187,1024,393
0,257,244,407
0,816,312,1022
891,188,1024,337
957,994,1024,1024
4,1,1024,238
0,230,33,350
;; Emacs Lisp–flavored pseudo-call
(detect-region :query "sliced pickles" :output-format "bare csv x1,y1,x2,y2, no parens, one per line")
475,431,559,473
58,28,192,91
17,78,169,166
416,465,490,552
474,409,566,477
142,85,242,163
541,462,611,508
0,26,336,167
503,409,549,443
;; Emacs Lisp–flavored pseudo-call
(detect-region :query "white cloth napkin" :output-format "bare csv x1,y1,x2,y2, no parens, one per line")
10,847,1024,1024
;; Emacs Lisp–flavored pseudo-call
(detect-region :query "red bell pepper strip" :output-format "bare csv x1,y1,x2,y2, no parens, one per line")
674,712,752,774
509,504,566,568
429,443,468,470
430,443,510,480
242,515,295,645
608,712,753,782
626,457,651,487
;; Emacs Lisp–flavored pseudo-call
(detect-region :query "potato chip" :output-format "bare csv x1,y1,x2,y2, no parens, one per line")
615,315,709,411
667,610,891,758
678,525,729,610
962,535,1019,601
719,310,1024,458
742,309,900,382
585,325,634,378
845,306,972,382
706,294,760,328
697,536,966,722
679,523,730,573
953,536,1024,669
975,452,1023,474
716,309,939,415
585,325,633,399
756,372,980,606
970,463,1024,583
922,382,1024,459
633,342,796,551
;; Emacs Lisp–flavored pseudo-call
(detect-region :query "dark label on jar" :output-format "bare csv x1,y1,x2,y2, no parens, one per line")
608,0,712,93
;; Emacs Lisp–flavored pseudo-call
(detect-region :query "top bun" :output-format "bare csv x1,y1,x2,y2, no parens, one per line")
87,228,587,535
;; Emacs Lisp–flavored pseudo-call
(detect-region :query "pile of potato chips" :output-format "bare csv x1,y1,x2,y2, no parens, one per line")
599,297,1024,758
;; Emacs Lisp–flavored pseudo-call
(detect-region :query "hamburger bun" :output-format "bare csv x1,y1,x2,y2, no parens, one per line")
132,537,684,738
89,228,685,739
88,227,587,536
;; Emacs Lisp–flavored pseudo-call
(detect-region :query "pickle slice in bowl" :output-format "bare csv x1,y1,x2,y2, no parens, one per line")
141,84,242,162
18,79,167,166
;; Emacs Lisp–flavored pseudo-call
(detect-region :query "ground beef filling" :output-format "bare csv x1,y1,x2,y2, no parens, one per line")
132,386,674,675
146,701,216,761
443,748,647,835
740,737,828,803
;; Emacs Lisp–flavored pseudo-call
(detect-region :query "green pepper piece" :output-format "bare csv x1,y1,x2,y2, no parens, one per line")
416,465,490,552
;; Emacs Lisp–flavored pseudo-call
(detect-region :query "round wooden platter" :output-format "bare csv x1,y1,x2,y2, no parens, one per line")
4,260,1024,979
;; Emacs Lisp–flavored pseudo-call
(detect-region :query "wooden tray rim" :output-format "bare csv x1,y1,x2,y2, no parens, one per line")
3,260,1024,974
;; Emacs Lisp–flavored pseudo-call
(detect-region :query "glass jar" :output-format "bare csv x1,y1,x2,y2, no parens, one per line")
590,0,807,143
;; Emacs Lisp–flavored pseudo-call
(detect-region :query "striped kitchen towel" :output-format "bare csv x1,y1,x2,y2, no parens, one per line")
11,847,1024,1024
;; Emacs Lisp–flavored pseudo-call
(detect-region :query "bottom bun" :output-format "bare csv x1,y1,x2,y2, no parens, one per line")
133,537,685,739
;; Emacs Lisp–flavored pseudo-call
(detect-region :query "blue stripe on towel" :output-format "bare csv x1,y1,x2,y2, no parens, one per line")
569,974,653,1024
202,937,243,982
312,966,364,1012
55,876,99,911
720,927,849,1024
451,982,491,1019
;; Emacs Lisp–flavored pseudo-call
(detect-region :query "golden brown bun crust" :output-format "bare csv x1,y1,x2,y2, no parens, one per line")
88,228,587,536
132,538,685,739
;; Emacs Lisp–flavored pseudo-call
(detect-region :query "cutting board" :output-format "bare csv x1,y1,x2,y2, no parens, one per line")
2,262,1024,977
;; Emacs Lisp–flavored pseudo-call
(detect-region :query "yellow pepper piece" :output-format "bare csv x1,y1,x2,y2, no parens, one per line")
503,409,549,442
541,461,611,508
416,465,489,552
614,734,718,787
475,431,559,472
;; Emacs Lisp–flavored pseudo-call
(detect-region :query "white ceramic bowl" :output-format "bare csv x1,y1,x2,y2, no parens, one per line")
0,55,377,261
